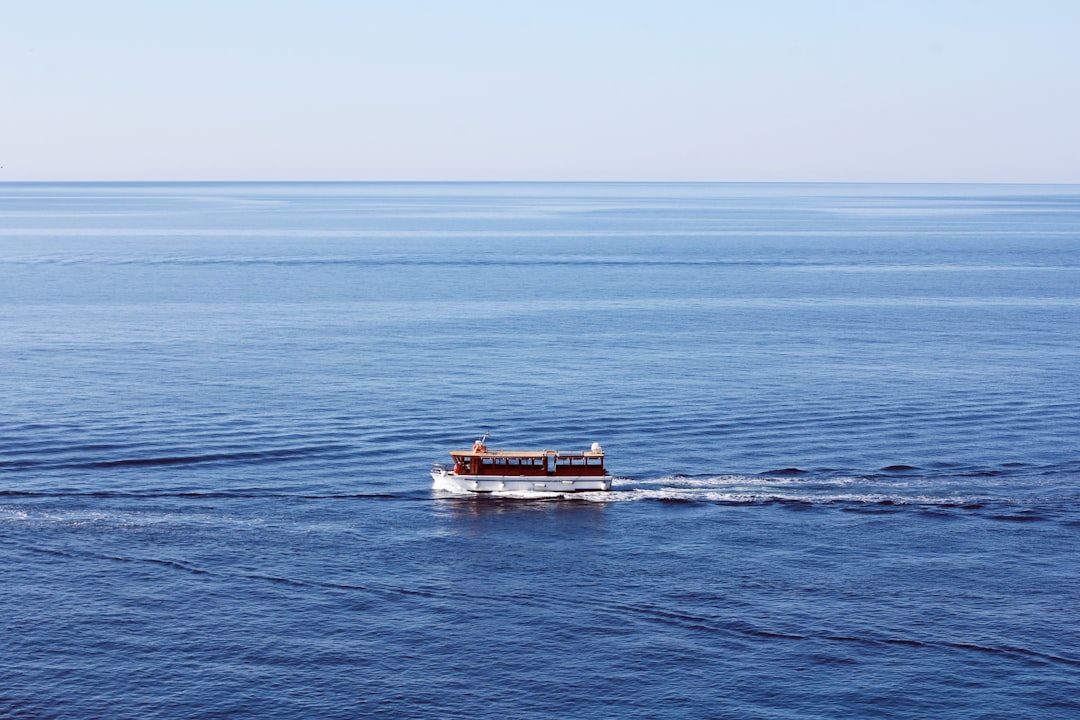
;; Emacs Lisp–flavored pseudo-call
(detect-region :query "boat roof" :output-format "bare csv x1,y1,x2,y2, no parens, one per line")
450,448,602,458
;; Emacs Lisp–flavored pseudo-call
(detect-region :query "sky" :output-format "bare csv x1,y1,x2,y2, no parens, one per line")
2,0,1078,182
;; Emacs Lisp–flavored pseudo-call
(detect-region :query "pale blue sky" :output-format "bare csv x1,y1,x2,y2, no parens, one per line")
3,0,1078,182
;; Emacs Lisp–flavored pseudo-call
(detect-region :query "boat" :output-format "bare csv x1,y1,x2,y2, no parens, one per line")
431,433,611,494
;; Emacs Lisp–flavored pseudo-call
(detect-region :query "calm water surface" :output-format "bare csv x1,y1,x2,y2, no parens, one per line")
1,182,1079,718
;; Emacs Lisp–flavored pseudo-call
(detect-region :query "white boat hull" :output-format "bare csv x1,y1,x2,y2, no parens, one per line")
431,468,611,494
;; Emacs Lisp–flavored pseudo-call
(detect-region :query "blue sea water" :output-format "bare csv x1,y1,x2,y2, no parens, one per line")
1,182,1079,718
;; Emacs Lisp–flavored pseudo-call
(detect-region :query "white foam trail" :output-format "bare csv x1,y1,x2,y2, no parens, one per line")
0,506,31,521
628,474,862,489
0,506,257,528
578,477,995,506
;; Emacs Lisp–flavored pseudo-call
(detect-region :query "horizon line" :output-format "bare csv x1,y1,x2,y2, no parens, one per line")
2,179,1080,187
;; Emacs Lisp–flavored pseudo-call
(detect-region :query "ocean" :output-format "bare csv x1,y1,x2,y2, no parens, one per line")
1,182,1078,718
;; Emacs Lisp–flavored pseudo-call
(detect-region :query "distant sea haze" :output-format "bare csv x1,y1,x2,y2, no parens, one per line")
2,182,1078,718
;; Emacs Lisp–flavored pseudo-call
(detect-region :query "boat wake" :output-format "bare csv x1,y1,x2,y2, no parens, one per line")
560,472,1075,513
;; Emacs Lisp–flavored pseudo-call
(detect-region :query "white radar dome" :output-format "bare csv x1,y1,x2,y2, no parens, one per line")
591,442,603,453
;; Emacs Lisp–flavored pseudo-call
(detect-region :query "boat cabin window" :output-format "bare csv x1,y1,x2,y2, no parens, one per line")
555,455,603,467
479,457,546,466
